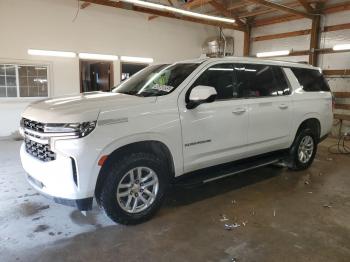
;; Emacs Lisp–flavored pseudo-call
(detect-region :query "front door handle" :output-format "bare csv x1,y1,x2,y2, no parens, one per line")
232,108,246,115
279,104,289,109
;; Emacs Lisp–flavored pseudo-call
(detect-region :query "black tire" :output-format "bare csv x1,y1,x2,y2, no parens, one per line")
99,152,169,225
287,128,318,171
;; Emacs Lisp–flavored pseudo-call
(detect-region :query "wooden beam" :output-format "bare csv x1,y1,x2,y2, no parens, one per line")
254,14,302,27
333,91,350,97
309,15,321,66
148,0,174,21
81,2,91,9
183,0,212,10
252,22,350,42
324,22,350,32
324,69,350,76
83,0,246,31
244,26,251,56
289,50,309,56
238,2,300,18
254,1,350,27
209,0,245,27
245,0,313,19
297,0,314,13
322,1,350,14
227,2,249,11
252,29,311,42
335,104,350,110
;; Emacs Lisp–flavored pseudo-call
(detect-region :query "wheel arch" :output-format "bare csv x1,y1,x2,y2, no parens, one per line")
94,140,175,204
294,117,321,143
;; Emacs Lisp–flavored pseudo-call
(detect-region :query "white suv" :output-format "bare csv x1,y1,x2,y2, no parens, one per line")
20,57,333,224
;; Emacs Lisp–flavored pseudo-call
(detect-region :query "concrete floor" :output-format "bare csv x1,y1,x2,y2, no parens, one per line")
0,138,350,262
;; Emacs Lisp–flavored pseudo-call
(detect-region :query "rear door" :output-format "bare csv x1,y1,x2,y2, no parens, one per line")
234,64,292,153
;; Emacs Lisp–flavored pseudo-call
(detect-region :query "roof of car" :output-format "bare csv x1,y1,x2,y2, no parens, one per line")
177,56,319,70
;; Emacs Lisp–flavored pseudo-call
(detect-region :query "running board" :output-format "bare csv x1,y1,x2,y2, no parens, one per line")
203,159,279,183
173,150,287,187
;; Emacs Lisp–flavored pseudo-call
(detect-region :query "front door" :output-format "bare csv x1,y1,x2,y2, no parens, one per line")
179,63,249,173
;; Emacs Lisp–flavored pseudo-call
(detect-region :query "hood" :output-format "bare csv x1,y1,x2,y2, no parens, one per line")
22,92,156,123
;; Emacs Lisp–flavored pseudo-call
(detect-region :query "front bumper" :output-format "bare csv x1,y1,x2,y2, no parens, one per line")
20,143,94,210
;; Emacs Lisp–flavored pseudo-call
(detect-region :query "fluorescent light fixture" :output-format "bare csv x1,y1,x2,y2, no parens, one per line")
28,49,76,58
333,44,350,51
119,0,235,24
256,50,290,58
79,53,119,61
121,56,154,63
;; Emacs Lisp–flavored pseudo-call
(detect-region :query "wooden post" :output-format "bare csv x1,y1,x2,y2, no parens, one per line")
243,25,251,56
309,15,321,66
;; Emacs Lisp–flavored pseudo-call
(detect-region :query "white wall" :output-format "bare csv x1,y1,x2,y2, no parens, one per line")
0,0,221,137
251,11,350,135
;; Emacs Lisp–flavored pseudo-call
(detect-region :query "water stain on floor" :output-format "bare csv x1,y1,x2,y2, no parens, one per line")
33,224,49,233
18,203,50,217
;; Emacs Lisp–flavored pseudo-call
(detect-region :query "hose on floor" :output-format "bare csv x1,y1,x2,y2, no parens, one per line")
328,134,350,155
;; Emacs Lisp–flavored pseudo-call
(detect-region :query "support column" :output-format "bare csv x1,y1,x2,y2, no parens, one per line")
309,15,321,66
243,26,251,57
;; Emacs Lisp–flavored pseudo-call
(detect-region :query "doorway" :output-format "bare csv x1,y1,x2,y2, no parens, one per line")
80,60,114,93
121,63,148,81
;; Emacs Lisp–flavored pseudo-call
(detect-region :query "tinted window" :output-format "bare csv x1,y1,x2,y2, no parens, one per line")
191,64,237,100
273,67,291,95
113,63,199,97
291,68,330,92
235,64,286,98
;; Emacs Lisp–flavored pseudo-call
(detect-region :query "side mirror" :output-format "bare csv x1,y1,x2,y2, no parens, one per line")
186,85,217,109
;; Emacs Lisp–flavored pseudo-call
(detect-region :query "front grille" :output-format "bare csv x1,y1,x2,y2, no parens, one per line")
22,118,45,132
25,138,56,162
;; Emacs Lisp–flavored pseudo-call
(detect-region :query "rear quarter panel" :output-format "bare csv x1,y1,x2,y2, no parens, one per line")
285,68,333,145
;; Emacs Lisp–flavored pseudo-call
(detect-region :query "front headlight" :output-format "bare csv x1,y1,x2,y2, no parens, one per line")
43,121,96,138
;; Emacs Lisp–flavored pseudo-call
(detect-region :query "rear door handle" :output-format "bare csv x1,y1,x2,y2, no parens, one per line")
232,108,246,115
279,104,288,109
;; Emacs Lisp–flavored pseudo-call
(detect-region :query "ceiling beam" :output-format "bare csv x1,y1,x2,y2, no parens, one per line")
245,0,314,19
238,1,300,18
253,14,302,27
321,1,350,14
209,0,245,27
148,0,174,21
227,1,249,11
83,0,246,31
297,0,314,13
81,2,92,9
183,0,212,10
253,1,350,27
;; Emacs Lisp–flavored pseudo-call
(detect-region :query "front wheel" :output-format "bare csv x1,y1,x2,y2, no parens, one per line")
99,152,169,225
287,128,317,171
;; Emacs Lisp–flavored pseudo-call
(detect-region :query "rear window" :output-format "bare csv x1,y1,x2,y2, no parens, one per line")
291,68,330,92
234,64,291,98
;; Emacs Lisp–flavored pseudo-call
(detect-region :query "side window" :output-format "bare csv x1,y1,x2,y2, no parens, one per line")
291,68,330,92
273,67,291,95
191,64,237,100
234,64,279,98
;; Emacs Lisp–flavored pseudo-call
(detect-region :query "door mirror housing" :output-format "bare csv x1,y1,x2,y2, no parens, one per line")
186,85,217,109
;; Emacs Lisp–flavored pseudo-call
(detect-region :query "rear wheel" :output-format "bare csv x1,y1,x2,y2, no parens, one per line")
287,128,317,171
100,152,169,225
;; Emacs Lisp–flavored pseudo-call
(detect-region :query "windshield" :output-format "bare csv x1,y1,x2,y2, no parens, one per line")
112,63,199,97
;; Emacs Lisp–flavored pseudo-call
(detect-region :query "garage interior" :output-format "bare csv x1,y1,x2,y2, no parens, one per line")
1,0,350,261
